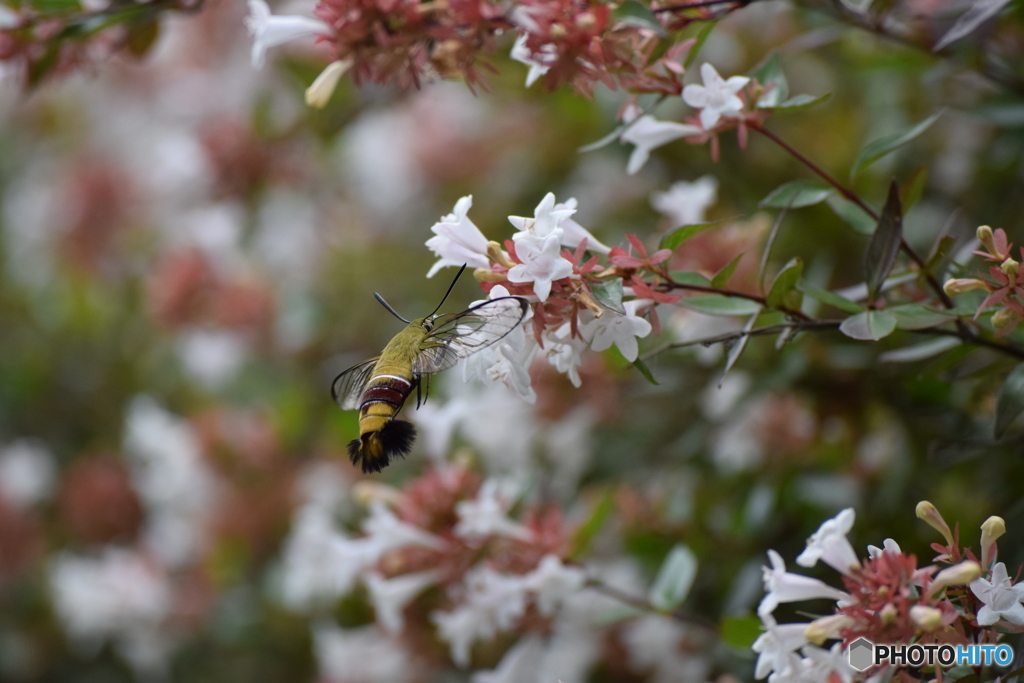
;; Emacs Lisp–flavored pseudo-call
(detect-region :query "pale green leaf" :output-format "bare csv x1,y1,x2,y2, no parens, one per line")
850,111,944,180
839,310,898,341
760,180,834,209
649,545,698,612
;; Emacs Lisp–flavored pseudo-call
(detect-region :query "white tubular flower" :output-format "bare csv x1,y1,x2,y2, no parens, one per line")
425,196,491,276
650,175,719,227
509,192,575,241
796,508,860,576
800,642,856,683
751,615,810,681
506,234,573,302
554,198,611,254
682,63,750,129
510,35,556,88
758,550,849,617
522,555,587,616
582,300,652,362
970,562,1024,625
542,322,587,387
362,500,446,552
305,59,353,109
245,0,331,69
454,480,534,542
0,439,56,509
620,115,703,175
364,570,442,634
866,538,901,559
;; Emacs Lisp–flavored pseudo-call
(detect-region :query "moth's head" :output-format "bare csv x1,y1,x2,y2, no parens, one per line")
416,316,436,332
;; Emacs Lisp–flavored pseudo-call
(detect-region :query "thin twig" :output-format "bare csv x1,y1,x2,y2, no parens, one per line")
659,279,812,321
641,320,841,360
586,580,720,634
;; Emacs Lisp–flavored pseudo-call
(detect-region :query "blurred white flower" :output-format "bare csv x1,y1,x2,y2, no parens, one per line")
0,5,19,29
176,328,250,389
758,550,848,617
472,635,544,683
362,500,446,552
555,198,611,254
510,35,556,88
620,115,702,175
800,642,856,683
682,63,750,129
426,195,491,276
751,614,810,681
796,508,860,576
455,382,538,474
541,323,587,387
461,285,538,402
523,555,587,616
364,570,443,634
650,176,718,227
507,233,573,302
622,615,712,683
432,566,530,667
295,460,350,509
582,300,652,362
48,548,172,646
123,397,219,568
455,479,533,542
314,623,415,683
0,439,56,509
970,562,1024,626
245,0,330,69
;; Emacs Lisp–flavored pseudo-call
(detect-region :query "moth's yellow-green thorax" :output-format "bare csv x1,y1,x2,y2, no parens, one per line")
375,318,433,377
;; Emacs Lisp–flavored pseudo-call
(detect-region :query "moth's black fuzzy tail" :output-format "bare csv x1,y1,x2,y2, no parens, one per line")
347,420,417,473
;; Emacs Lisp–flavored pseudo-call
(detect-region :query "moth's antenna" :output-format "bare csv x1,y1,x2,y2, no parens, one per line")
374,293,412,323
427,264,467,318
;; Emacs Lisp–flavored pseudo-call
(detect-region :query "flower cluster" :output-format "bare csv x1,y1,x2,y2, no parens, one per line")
944,225,1024,335
755,503,1021,682
425,193,675,400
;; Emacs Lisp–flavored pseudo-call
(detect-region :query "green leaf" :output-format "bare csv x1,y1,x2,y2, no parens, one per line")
613,0,667,36
796,284,864,314
887,303,955,330
760,180,833,209
839,310,898,340
720,312,758,386
749,52,788,107
683,20,718,70
995,363,1024,438
632,357,659,385
721,616,764,650
826,195,876,235
590,278,625,314
900,165,928,213
711,254,743,288
125,19,160,58
649,545,698,612
671,271,711,287
762,92,831,112
864,181,903,303
766,257,803,308
678,296,762,317
850,111,944,180
879,337,961,363
569,490,614,560
660,222,720,251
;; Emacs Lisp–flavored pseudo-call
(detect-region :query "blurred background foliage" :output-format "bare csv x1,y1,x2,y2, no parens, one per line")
1,0,1024,680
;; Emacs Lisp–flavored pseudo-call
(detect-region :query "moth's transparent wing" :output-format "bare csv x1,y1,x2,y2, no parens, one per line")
412,297,529,375
331,357,379,410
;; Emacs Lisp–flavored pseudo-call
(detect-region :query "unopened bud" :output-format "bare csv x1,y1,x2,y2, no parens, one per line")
474,268,507,282
916,501,955,548
980,516,1006,567
486,241,515,268
909,605,944,632
943,278,987,297
352,481,403,505
804,614,853,645
575,288,603,317
550,23,568,38
978,225,998,255
1002,258,1020,280
879,603,898,624
575,11,597,28
305,59,352,109
992,307,1017,330
929,560,982,596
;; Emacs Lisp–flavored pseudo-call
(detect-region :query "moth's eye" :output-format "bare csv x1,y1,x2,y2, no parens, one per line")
423,320,433,331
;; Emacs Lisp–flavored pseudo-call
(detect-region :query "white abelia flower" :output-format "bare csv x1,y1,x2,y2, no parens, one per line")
970,562,1024,625
542,322,587,387
507,233,573,303
866,538,901,559
801,643,856,683
0,439,56,509
461,286,538,402
426,196,491,277
364,570,442,634
556,198,611,254
751,615,811,681
472,635,544,683
454,479,533,542
523,555,587,616
650,175,719,227
305,59,353,109
245,0,331,69
362,500,446,552
582,300,652,362
758,550,849,617
313,623,415,683
510,35,556,87
796,508,860,576
509,192,575,241
682,63,750,129
620,115,702,175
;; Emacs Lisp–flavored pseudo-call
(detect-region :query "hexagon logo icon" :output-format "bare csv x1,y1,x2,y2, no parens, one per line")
848,638,874,672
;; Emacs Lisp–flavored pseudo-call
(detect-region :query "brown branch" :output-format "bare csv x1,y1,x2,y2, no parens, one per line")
585,580,720,634
659,278,813,321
